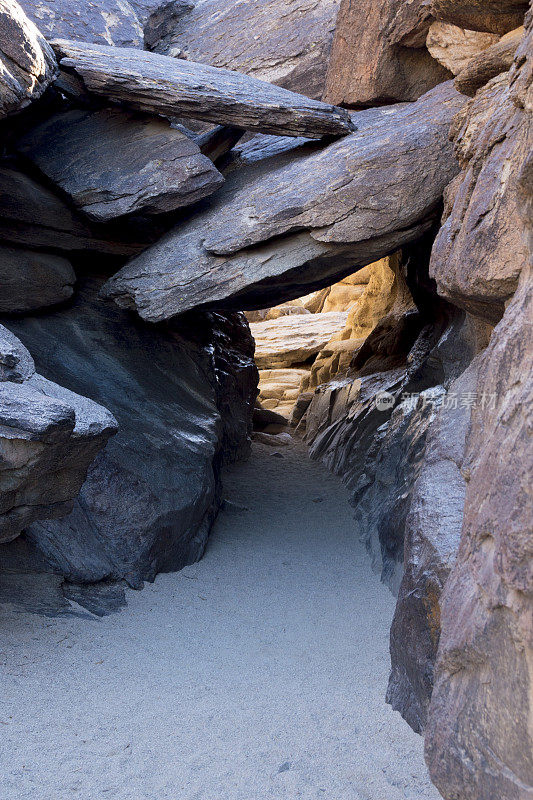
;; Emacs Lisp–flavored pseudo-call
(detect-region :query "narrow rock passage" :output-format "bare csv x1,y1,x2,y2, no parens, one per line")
1,441,439,800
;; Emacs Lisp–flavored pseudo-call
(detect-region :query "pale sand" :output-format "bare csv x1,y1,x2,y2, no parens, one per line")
0,441,440,800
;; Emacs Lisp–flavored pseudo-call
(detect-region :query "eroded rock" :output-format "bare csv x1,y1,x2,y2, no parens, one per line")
251,311,348,369
52,39,355,138
0,245,75,313
0,324,117,544
324,0,451,106
387,361,478,733
18,0,144,47
426,21,499,75
430,0,528,35
5,280,257,586
429,59,529,323
18,108,224,221
0,0,57,118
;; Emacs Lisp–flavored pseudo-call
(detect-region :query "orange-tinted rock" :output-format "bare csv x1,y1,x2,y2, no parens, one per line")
324,0,451,106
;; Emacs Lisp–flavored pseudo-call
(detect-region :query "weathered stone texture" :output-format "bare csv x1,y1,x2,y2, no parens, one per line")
5,280,257,586
0,245,75,313
18,108,224,221
431,0,528,35
52,39,355,138
144,0,341,100
324,0,451,106
0,0,57,118
0,324,117,544
18,0,144,47
429,64,529,323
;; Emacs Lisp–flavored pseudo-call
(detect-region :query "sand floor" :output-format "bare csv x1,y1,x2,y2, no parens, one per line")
0,440,440,800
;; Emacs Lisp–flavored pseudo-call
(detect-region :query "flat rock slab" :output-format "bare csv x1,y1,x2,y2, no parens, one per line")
51,39,355,138
102,82,466,321
0,0,57,118
19,108,224,221
251,311,348,368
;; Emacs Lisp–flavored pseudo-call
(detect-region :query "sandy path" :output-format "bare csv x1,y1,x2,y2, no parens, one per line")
0,441,439,800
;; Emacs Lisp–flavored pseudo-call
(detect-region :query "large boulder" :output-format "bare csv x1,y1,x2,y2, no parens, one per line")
0,245,75,313
17,0,144,47
144,0,342,100
51,39,355,138
102,82,467,321
0,324,117,543
453,25,524,95
4,280,257,587
0,0,57,118
323,0,451,106
18,108,224,222
426,22,499,75
429,48,530,324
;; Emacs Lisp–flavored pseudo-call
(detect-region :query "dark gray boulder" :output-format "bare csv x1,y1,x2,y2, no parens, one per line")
0,244,75,312
18,108,225,222
0,0,57,118
102,82,467,321
5,279,257,587
386,362,478,733
51,38,355,138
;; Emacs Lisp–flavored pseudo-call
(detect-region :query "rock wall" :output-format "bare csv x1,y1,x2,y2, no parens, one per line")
4,280,257,588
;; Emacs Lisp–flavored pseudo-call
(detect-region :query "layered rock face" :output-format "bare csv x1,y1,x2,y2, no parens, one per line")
103,83,466,320
5,281,257,587
424,11,533,798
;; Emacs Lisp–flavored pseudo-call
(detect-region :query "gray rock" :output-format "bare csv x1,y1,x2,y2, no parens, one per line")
355,387,445,595
18,108,225,222
51,38,355,138
0,0,57,118
5,279,257,586
18,0,144,47
144,0,341,100
386,362,478,733
0,245,75,312
0,326,118,544
0,164,160,256
102,82,466,321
